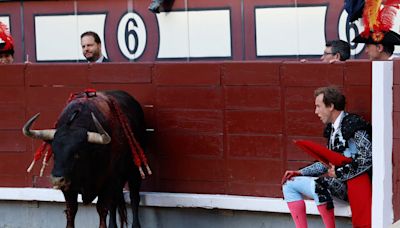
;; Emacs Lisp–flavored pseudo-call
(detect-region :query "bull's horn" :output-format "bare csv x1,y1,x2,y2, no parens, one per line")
87,113,111,144
22,113,56,140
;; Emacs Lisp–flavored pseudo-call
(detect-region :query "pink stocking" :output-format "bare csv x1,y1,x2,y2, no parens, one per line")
317,204,336,228
287,200,308,228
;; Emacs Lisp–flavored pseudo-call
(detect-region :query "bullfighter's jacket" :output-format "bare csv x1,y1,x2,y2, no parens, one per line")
299,112,372,208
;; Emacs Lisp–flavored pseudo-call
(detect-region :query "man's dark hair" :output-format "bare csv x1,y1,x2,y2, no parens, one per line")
80,31,101,44
326,40,351,61
382,44,395,56
314,86,346,111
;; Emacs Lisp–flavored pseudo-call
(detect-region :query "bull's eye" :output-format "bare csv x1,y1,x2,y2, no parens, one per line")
74,154,80,159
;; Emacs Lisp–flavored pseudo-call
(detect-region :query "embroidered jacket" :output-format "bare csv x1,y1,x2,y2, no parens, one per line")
298,112,372,205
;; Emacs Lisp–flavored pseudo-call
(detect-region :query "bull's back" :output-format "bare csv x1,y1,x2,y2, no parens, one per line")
102,90,147,149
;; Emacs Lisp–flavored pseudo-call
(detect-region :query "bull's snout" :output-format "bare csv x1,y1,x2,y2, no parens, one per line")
51,175,70,190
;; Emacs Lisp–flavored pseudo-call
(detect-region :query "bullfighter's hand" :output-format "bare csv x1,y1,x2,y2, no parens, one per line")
327,163,336,178
281,170,301,185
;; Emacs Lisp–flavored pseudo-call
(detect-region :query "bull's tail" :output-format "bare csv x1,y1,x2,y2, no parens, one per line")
117,191,128,228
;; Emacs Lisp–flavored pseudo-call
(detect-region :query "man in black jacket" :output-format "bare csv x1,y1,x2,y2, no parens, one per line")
81,31,109,63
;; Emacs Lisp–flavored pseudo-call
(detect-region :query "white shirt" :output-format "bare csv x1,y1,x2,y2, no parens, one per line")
330,111,344,146
95,55,105,63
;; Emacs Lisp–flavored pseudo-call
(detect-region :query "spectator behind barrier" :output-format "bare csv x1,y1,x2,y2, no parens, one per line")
352,0,400,60
0,22,14,64
80,31,109,63
320,40,350,63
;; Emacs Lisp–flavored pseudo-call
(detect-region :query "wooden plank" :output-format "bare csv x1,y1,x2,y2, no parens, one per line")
159,157,225,181
154,63,220,86
226,183,282,197
222,62,280,85
282,62,344,86
0,64,25,86
285,86,318,111
0,130,26,152
26,63,89,86
156,87,222,109
225,86,281,110
227,134,283,159
89,63,152,83
156,132,223,157
226,159,282,184
159,179,226,194
344,60,372,86
156,110,222,133
0,87,25,105
0,106,25,129
344,85,372,115
286,110,322,136
225,110,283,134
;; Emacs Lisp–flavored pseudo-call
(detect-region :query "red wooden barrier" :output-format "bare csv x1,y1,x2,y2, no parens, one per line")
0,61,372,199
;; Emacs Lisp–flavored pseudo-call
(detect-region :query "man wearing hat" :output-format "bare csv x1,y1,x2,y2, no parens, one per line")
353,30,400,60
352,0,400,60
0,22,14,64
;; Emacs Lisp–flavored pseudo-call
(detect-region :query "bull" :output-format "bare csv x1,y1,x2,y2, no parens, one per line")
22,90,151,228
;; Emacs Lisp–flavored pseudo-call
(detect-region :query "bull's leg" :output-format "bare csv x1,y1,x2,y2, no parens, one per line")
108,204,117,228
96,198,109,228
128,177,142,228
63,191,78,228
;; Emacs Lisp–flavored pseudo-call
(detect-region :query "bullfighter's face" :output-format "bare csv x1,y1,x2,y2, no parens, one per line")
314,94,334,124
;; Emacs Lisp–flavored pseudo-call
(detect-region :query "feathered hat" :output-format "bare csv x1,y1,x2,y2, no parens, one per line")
352,0,400,45
0,22,14,55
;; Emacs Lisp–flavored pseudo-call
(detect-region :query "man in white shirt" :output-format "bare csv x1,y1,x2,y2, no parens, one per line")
281,86,372,228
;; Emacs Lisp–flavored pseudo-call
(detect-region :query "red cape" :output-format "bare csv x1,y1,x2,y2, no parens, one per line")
293,140,352,166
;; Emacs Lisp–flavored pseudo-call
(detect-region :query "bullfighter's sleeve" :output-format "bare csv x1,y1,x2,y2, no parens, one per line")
335,130,372,181
299,162,328,177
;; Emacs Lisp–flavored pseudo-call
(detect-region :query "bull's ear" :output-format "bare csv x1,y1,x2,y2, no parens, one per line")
67,110,80,126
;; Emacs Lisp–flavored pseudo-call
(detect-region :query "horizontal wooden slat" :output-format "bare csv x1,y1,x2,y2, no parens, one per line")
344,60,372,86
222,62,280,85
226,183,282,197
225,86,281,110
226,159,283,184
156,132,223,157
282,62,344,86
225,110,283,134
0,64,25,86
154,63,220,86
89,63,153,83
0,87,25,105
227,134,283,159
156,110,223,133
156,87,222,109
286,111,323,136
26,63,89,86
0,106,25,129
159,157,225,181
0,130,27,152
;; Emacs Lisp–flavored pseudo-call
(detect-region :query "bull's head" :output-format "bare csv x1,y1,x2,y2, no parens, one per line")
22,112,111,190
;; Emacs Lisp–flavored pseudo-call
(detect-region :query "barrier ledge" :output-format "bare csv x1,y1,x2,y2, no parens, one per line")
0,187,351,217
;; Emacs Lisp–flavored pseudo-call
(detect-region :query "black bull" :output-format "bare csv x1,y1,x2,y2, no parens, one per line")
23,90,151,228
